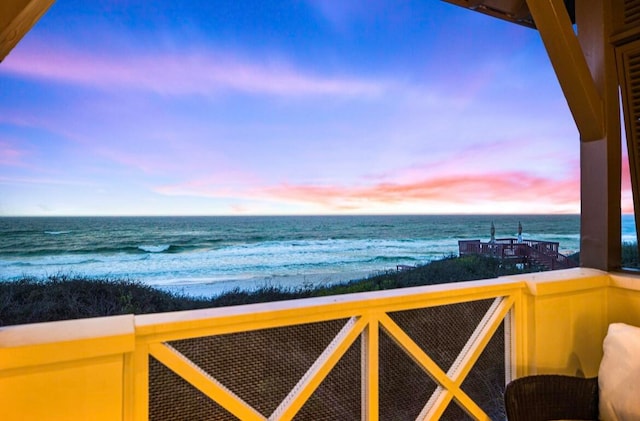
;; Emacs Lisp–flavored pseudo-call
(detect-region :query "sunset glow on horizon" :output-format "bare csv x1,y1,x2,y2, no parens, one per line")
0,1,631,216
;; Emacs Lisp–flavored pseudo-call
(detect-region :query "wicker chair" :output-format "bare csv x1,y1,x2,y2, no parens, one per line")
504,375,599,421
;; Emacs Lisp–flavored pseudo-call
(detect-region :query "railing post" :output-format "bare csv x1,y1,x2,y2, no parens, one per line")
361,317,379,421
131,341,150,421
513,286,529,379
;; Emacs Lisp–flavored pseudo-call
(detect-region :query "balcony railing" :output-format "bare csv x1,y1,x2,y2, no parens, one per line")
1,268,639,420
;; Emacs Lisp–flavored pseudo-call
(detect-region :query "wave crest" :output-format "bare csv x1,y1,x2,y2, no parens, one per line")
138,244,171,253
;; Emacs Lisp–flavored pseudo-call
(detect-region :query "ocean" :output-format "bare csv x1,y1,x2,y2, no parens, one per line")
0,215,634,297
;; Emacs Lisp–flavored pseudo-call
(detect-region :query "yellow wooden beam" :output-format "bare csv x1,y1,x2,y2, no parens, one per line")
129,341,150,421
448,297,514,386
134,280,525,342
270,316,368,421
378,313,490,420
0,314,134,370
361,317,380,421
525,0,604,141
150,342,266,421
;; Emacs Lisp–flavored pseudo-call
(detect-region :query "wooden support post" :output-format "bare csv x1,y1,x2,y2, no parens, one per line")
576,0,621,270
526,0,604,142
527,0,621,269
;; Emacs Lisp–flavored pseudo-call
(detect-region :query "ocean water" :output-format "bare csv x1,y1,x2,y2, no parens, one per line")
0,214,631,297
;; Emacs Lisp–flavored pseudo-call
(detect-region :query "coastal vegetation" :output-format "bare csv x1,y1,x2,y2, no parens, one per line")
0,254,551,326
622,241,640,268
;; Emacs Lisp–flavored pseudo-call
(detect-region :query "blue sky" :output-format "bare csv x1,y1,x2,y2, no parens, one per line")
1,0,622,216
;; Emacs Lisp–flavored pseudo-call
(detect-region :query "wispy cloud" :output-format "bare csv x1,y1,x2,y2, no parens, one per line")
0,140,28,166
154,168,580,214
0,175,96,187
266,171,579,206
1,47,386,98
0,2,583,216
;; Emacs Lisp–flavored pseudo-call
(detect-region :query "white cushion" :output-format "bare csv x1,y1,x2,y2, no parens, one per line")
599,323,640,421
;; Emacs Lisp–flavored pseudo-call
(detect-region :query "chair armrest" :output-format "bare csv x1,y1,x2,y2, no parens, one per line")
504,375,598,421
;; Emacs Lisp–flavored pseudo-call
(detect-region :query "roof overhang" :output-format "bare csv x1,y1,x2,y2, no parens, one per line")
442,0,575,29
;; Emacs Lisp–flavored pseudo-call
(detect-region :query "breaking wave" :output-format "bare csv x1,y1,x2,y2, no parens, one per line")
138,244,172,253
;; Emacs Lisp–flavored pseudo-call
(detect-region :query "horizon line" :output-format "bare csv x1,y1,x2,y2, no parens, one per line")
0,212,593,218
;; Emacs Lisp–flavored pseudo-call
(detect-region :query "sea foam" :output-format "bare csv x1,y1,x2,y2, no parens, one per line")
138,244,171,253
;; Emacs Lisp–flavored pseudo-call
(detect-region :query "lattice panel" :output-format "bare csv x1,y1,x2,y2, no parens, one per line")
295,337,361,420
379,327,438,420
388,299,495,373
150,356,236,421
461,322,507,419
148,296,512,420
164,319,347,418
386,299,506,420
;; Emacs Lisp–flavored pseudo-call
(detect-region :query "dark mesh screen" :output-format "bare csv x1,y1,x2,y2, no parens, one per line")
163,319,348,418
149,356,237,421
379,326,437,420
441,401,473,420
461,322,506,420
295,337,361,420
388,299,495,372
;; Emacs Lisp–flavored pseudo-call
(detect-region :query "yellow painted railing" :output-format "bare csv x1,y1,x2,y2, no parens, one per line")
134,280,520,420
3,268,640,420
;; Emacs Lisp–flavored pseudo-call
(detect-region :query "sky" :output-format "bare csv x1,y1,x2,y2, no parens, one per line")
0,0,631,216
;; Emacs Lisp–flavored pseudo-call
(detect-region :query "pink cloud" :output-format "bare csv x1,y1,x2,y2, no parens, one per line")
622,155,632,191
154,169,262,197
154,168,580,214
622,155,634,213
0,140,27,166
2,47,385,97
266,170,579,206
95,147,183,175
383,137,578,189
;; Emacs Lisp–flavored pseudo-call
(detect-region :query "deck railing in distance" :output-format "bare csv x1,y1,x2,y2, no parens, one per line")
458,238,578,270
5,268,639,421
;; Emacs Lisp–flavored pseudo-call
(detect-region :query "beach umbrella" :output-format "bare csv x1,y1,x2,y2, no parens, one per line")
518,221,523,243
490,221,496,243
